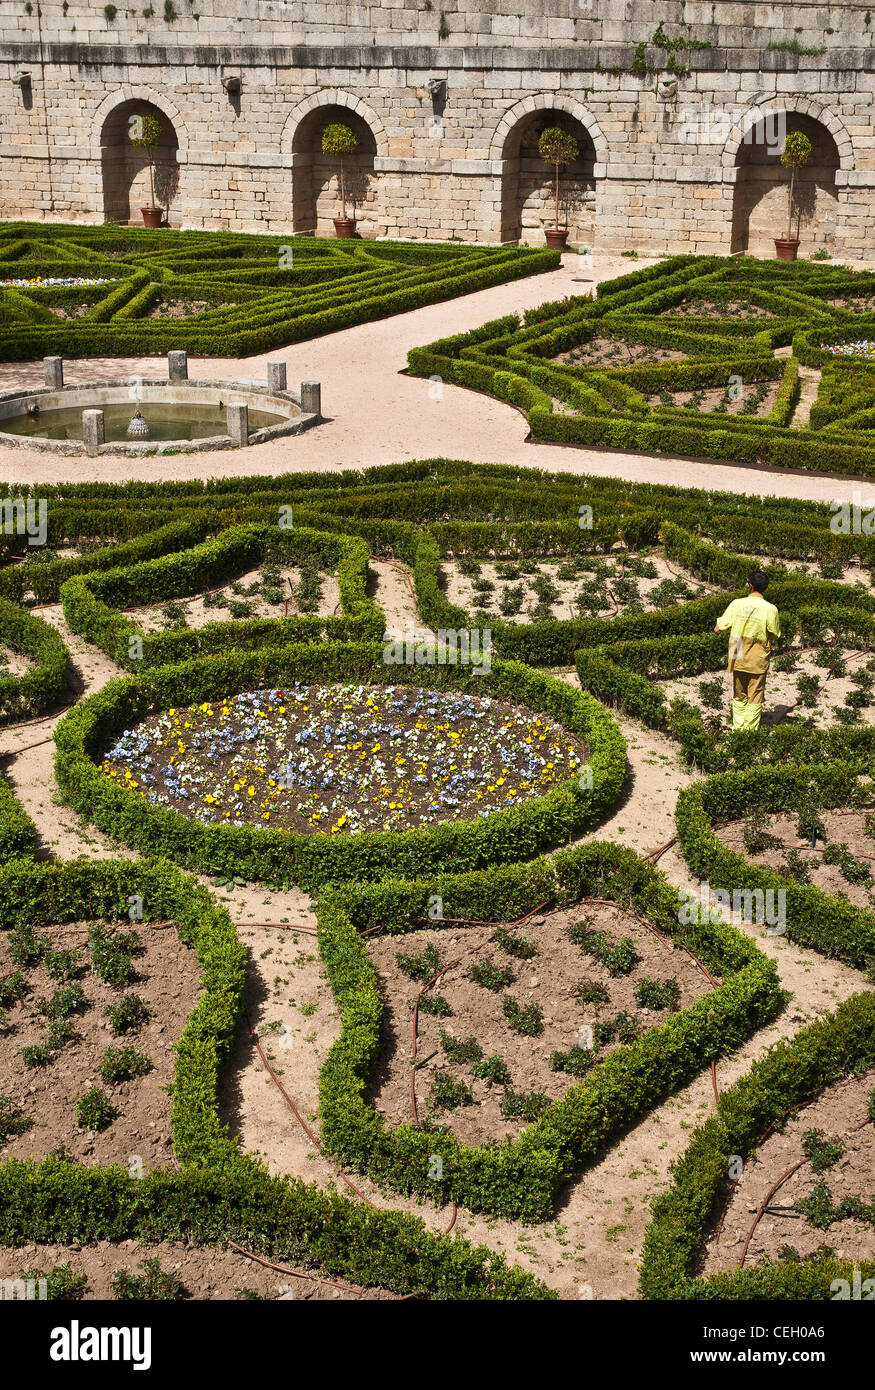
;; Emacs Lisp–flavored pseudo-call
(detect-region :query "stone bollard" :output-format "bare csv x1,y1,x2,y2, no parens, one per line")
82,409,105,457
300,381,321,419
226,402,249,447
44,356,63,389
168,350,188,381
267,360,287,393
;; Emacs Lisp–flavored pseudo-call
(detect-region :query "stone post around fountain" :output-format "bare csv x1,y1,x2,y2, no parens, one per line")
226,402,249,446
82,409,105,457
168,351,188,382
267,361,287,393
44,356,64,390
301,381,321,420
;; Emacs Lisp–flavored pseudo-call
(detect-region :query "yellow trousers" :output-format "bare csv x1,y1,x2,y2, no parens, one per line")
731,669,767,731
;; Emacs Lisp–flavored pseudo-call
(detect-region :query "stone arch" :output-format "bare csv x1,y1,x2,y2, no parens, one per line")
490,95,608,166
492,97,606,246
97,90,185,225
281,90,388,159
725,102,847,255
282,91,385,236
723,98,853,173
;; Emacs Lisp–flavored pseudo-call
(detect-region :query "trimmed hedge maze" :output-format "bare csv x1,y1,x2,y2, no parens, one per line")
640,992,875,1300
409,254,875,479
0,221,557,360
1,458,874,1300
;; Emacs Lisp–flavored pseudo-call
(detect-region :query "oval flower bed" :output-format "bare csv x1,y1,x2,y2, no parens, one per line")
100,683,582,835
54,642,627,889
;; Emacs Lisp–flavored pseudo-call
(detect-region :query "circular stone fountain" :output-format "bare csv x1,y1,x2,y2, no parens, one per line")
0,355,321,457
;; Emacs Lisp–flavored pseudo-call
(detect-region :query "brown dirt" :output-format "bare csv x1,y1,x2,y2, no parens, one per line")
365,903,713,1147
660,647,875,731
0,920,200,1170
827,295,875,311
646,382,780,418
441,550,708,625
146,300,234,319
555,338,688,367
127,562,340,634
701,1069,875,1275
662,299,776,320
716,808,875,913
47,305,91,320
0,1239,398,1300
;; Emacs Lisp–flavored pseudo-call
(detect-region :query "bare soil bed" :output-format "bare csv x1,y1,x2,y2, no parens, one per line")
126,562,341,634
661,298,776,320
47,305,91,320
660,647,875,732
554,339,688,368
827,295,875,312
365,902,713,1147
0,920,200,1168
715,807,875,913
701,1069,875,1275
646,381,780,418
146,300,235,319
440,550,709,625
0,1240,398,1300
0,646,31,676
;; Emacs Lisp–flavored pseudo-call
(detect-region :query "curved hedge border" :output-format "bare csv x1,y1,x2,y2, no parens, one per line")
675,761,875,968
0,1156,553,1300
53,641,626,890
316,839,781,1222
0,767,37,862
0,854,551,1299
60,522,384,670
0,514,214,605
640,990,875,1299
0,855,246,1168
0,595,69,724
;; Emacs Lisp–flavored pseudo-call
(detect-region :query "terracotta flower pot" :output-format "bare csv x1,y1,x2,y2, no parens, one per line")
333,218,357,239
774,237,800,261
141,208,163,229
545,228,569,250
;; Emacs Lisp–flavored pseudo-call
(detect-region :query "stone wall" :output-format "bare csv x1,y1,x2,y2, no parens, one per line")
1,2,874,256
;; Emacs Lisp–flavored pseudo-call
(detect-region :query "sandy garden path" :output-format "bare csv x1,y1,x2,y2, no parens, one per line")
1,252,873,505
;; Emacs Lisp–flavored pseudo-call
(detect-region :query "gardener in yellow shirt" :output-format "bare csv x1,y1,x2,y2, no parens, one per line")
714,571,781,732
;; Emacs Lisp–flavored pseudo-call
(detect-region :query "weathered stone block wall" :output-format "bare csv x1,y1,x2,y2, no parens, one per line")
1,2,874,256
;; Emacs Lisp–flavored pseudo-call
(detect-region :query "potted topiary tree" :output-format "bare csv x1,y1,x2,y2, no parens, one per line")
322,121,360,237
774,130,812,261
538,125,579,250
129,111,165,228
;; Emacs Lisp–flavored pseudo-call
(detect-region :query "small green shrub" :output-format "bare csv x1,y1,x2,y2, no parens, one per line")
76,1087,115,1132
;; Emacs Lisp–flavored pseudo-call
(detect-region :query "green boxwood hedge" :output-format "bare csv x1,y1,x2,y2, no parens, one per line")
675,761,875,968
0,595,69,723
316,839,781,1221
53,641,626,890
0,853,551,1299
640,991,875,1299
60,522,383,670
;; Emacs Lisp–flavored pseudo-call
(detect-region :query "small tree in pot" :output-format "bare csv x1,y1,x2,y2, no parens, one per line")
538,125,579,250
129,112,165,228
322,121,360,237
775,130,812,261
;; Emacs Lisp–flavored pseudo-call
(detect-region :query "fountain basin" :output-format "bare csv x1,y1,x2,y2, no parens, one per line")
0,377,317,456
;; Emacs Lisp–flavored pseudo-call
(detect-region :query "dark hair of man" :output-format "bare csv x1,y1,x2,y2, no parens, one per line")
748,570,769,594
